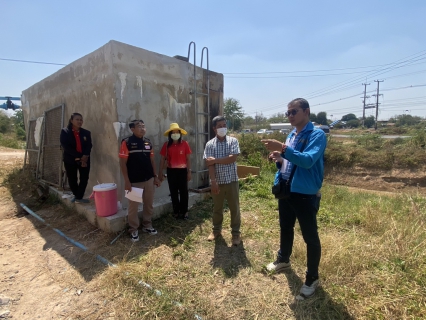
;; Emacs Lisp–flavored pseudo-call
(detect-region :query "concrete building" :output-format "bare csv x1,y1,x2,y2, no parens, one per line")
22,40,224,206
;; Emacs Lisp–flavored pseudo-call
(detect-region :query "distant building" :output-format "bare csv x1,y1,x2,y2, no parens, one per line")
270,123,293,131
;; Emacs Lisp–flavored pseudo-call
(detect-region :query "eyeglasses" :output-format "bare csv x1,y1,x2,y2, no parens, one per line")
285,109,302,117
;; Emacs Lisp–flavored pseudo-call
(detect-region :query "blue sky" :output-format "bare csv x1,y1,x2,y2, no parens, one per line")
2,1,425,120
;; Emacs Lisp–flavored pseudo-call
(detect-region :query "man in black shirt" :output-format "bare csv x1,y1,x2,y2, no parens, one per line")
119,120,161,242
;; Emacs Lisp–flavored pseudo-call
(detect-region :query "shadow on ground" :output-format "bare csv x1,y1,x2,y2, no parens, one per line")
6,168,214,282
210,235,251,278
282,269,355,320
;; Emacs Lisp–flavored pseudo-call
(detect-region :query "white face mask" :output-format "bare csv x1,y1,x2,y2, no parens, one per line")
171,133,181,141
216,127,227,137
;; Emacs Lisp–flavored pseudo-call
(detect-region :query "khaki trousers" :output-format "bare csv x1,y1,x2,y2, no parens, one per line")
128,178,155,232
211,181,241,236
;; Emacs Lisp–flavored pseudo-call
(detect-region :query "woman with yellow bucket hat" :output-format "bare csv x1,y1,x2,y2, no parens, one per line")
159,123,192,219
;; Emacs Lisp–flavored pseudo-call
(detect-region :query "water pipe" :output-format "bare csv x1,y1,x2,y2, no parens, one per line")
20,202,203,319
20,203,116,267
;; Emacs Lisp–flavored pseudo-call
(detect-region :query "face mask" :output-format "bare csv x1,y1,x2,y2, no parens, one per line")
171,133,181,141
217,128,227,137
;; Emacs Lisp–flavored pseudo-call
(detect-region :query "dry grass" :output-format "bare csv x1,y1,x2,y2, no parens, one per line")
93,174,426,319
2,150,425,319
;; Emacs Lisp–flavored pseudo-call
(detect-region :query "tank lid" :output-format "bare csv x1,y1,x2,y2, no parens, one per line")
93,183,117,192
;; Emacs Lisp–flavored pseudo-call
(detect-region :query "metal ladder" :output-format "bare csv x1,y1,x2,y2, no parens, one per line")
187,41,211,190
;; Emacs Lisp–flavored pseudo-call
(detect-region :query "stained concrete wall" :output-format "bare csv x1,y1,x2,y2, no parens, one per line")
22,40,223,203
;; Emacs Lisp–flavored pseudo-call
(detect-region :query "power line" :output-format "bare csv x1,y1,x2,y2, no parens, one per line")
223,63,399,74
303,51,426,99
244,83,426,117
225,61,426,78
260,58,426,114
304,55,426,100
286,84,426,114
0,58,67,66
225,70,379,78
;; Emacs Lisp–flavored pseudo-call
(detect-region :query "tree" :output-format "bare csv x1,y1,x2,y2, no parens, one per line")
0,113,11,134
12,110,25,130
316,112,328,125
364,116,375,128
268,112,287,123
346,119,360,128
310,113,318,123
396,114,421,126
224,98,244,131
243,116,255,125
341,113,357,122
255,113,267,128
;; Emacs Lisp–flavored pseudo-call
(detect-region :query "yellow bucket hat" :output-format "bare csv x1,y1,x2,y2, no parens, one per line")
163,123,188,136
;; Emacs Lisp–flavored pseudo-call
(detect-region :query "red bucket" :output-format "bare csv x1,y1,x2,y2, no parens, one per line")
92,183,118,217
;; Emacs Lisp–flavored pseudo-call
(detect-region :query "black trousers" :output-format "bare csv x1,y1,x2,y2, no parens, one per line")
64,162,90,199
278,193,321,278
166,168,189,217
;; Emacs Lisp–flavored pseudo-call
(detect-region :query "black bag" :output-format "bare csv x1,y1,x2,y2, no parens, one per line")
272,159,298,200
272,178,291,199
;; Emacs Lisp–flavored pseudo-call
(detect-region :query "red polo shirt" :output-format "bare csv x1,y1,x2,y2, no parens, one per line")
160,141,192,168
72,129,82,153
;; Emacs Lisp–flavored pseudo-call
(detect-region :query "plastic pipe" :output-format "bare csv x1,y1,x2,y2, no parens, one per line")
20,203,116,267
20,203,202,319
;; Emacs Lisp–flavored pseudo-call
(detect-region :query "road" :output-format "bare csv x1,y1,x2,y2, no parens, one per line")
331,134,411,139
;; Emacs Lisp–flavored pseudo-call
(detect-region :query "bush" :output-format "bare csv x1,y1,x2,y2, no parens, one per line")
0,133,21,149
16,127,26,141
409,130,426,148
237,133,270,160
351,134,384,151
0,114,11,133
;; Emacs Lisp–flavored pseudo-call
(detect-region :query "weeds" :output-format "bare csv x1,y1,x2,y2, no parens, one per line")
0,133,23,149
3,131,425,319
97,164,426,319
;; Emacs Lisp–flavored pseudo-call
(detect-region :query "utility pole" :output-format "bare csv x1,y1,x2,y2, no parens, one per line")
372,80,384,130
361,83,370,127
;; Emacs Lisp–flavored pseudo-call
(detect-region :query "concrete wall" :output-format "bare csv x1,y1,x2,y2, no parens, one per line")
22,40,223,204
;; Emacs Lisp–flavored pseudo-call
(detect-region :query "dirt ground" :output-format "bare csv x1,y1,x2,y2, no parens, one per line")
0,148,109,319
0,147,425,319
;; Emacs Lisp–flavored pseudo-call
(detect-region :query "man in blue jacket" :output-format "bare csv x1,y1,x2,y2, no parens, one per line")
262,98,327,300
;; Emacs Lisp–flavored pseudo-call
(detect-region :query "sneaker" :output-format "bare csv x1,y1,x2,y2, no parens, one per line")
75,198,90,204
232,234,241,246
296,279,319,300
130,231,139,242
266,259,291,272
142,228,158,235
207,231,221,241
70,197,76,203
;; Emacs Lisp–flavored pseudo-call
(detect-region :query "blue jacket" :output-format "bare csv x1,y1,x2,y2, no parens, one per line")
278,122,327,195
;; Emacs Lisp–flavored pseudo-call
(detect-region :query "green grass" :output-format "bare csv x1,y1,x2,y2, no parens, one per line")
97,165,426,319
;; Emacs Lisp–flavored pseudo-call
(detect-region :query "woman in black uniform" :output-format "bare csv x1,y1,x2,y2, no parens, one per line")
60,113,92,203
